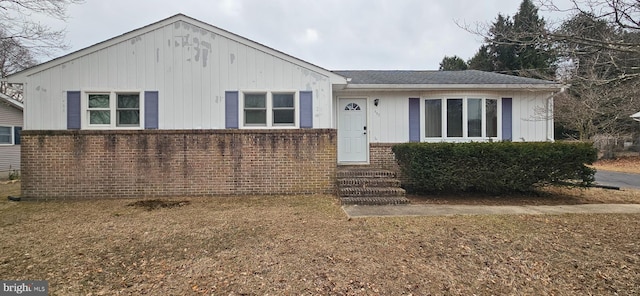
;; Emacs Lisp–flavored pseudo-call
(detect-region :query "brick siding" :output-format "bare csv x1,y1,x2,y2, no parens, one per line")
369,143,409,184
21,129,336,199
369,143,401,172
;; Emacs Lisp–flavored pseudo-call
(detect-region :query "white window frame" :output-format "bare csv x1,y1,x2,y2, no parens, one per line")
81,90,145,130
422,97,502,142
0,126,15,145
239,90,299,129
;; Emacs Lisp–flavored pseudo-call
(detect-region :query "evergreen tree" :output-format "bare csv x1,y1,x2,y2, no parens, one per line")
467,45,494,71
486,14,518,74
438,55,468,71
468,0,556,79
512,0,556,78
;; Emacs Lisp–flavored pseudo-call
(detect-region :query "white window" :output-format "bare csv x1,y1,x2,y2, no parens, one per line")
83,91,142,129
424,97,500,140
0,126,21,145
0,126,12,144
242,91,296,127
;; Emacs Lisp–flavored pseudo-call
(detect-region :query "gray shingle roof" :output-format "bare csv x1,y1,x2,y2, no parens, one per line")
332,70,557,85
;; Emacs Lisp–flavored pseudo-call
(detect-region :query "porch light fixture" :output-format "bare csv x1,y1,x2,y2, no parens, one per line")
374,98,379,106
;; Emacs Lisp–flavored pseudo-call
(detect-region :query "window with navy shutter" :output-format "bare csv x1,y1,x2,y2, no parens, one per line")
502,98,513,141
299,91,313,128
225,91,239,129
144,91,159,129
13,127,21,145
67,91,81,129
408,98,420,142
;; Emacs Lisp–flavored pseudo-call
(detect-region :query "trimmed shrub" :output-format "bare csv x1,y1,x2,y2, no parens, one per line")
392,142,597,194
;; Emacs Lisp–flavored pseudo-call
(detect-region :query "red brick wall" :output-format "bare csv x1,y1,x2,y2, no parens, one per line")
369,143,410,183
369,143,401,172
21,129,336,199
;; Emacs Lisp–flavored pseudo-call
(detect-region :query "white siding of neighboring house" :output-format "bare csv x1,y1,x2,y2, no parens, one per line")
0,103,22,177
335,89,554,143
22,20,334,130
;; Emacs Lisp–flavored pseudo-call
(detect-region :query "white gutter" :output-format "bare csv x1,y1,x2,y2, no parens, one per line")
0,93,23,111
343,83,563,91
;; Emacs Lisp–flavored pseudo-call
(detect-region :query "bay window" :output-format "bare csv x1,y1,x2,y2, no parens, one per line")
424,97,500,139
424,99,442,137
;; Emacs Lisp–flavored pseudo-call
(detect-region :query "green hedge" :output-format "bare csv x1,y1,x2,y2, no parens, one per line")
392,142,597,194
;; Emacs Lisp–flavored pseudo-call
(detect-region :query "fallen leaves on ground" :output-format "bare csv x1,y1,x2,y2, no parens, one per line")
1,187,639,294
593,156,640,174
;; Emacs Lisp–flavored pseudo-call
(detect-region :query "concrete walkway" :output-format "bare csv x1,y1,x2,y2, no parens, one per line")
343,203,640,218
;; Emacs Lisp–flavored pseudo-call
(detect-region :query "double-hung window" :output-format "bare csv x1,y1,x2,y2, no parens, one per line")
0,126,12,144
242,92,296,127
0,126,21,145
425,97,499,140
85,92,141,129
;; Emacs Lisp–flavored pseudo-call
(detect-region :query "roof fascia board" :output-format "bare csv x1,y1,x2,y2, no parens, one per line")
0,93,23,110
342,83,564,91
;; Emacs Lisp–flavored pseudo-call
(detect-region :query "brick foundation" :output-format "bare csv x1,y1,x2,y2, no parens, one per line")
21,129,336,199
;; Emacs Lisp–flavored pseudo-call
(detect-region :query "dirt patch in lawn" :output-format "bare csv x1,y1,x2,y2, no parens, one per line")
1,191,639,295
127,199,190,211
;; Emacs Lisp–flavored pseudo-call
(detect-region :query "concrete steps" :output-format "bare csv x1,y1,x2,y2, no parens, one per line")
337,167,409,206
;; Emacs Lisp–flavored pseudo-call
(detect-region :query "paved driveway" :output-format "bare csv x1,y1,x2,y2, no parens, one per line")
595,170,640,190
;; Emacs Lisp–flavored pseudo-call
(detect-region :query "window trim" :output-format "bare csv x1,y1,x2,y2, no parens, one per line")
239,90,299,129
421,97,502,142
0,126,21,146
81,90,145,130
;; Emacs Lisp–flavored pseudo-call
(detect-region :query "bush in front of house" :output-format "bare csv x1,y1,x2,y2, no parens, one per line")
392,142,597,194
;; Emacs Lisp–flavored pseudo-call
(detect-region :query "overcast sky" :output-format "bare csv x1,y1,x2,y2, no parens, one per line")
43,0,572,70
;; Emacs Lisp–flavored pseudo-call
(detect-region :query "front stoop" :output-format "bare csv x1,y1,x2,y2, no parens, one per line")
337,167,409,205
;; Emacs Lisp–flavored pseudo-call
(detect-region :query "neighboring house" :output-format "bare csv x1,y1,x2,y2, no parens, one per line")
0,93,23,179
4,14,562,199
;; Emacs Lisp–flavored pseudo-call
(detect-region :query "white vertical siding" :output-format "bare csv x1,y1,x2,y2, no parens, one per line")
336,89,554,143
24,20,334,130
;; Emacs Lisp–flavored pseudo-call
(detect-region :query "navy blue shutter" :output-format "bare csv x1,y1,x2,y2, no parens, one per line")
299,91,313,128
408,98,420,142
502,98,512,141
144,91,159,129
225,91,239,129
13,126,21,145
67,91,81,129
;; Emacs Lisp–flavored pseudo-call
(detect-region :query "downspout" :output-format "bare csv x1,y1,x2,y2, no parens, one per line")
543,86,568,142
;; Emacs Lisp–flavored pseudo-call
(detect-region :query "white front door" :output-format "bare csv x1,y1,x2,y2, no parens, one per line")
338,98,368,163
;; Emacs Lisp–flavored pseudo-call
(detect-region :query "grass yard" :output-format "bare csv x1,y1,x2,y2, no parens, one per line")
1,180,640,295
593,155,640,174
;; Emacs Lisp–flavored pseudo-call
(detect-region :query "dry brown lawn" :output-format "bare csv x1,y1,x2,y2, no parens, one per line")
593,155,640,174
1,180,640,295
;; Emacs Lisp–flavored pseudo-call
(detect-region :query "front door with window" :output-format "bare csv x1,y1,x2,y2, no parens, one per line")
338,98,368,163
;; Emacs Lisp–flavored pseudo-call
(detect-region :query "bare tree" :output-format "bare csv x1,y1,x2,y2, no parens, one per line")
0,0,83,100
0,0,84,55
0,30,36,100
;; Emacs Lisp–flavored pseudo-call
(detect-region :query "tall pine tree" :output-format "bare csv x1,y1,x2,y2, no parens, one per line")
468,0,556,79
